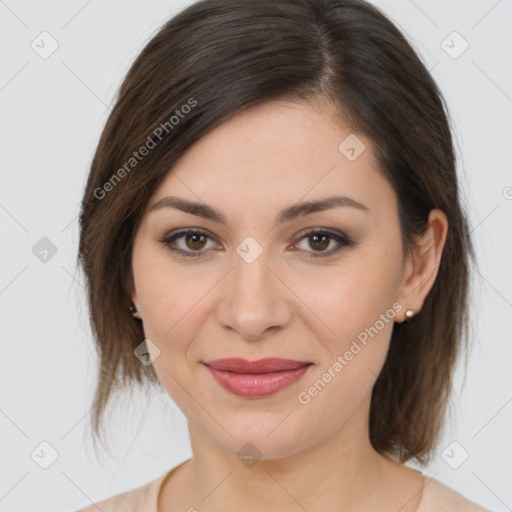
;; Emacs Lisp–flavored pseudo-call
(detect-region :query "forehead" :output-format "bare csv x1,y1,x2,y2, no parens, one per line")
147,98,396,221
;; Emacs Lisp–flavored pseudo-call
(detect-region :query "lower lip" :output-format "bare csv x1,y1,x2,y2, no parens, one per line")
204,364,312,398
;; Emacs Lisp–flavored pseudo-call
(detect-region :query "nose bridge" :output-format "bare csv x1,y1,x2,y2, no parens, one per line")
233,245,272,297
217,239,290,339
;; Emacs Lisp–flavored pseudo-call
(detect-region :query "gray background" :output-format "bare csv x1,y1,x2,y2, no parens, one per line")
0,0,510,511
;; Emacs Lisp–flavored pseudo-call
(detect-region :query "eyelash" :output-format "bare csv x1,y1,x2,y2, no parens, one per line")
157,228,353,260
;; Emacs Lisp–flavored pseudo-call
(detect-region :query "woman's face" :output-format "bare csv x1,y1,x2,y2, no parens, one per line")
130,97,413,460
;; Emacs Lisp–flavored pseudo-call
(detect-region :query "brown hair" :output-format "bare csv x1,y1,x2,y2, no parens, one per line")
77,0,475,464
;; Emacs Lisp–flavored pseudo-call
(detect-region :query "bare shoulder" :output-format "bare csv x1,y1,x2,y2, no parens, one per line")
418,475,493,512
73,473,165,512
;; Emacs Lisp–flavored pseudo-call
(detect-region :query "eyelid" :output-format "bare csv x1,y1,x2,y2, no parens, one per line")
290,228,353,258
158,228,220,256
158,226,353,259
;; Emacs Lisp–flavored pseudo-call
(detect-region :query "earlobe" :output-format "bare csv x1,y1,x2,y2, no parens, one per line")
395,209,449,322
130,290,141,319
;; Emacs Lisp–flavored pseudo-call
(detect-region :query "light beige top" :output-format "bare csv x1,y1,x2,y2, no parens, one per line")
75,459,492,512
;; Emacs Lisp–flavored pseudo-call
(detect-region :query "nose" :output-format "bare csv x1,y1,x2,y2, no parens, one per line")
215,248,292,341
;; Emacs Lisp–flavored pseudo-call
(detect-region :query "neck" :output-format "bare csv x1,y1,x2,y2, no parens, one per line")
167,401,414,511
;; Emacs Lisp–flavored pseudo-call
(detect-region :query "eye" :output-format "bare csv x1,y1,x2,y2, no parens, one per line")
158,228,353,260
157,229,218,259
292,229,353,259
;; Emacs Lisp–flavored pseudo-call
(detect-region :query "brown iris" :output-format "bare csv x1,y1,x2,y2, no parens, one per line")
185,233,208,250
308,233,329,251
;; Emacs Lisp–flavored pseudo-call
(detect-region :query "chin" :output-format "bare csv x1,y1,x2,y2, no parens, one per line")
205,417,315,462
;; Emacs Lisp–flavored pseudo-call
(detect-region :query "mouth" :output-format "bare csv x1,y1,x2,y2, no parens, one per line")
203,358,313,398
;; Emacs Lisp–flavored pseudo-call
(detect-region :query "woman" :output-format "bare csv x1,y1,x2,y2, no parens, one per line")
75,0,491,510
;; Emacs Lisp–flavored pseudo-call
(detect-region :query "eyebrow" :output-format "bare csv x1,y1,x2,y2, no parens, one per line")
149,194,369,225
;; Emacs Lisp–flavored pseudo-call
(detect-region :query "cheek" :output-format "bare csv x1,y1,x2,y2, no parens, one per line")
334,242,402,333
297,261,399,347
291,254,399,402
139,270,206,414
135,263,218,391
140,277,194,352
134,249,196,339
294,292,395,439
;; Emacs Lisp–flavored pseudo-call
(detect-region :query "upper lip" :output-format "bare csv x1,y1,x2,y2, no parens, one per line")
203,358,312,374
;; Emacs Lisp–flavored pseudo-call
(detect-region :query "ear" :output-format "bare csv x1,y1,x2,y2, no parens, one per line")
127,274,142,319
130,289,138,307
395,208,448,322
130,288,142,318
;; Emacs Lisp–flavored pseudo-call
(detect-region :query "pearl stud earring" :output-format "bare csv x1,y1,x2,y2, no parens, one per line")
405,309,415,320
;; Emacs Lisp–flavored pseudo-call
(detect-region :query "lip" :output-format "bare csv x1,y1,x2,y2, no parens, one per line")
203,358,313,398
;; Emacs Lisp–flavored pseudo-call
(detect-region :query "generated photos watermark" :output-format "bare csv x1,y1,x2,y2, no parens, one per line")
93,97,198,200
297,301,403,405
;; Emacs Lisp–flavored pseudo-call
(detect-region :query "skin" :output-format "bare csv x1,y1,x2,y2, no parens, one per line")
130,96,448,512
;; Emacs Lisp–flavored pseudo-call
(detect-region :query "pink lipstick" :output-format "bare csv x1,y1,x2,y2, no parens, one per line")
203,358,312,398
